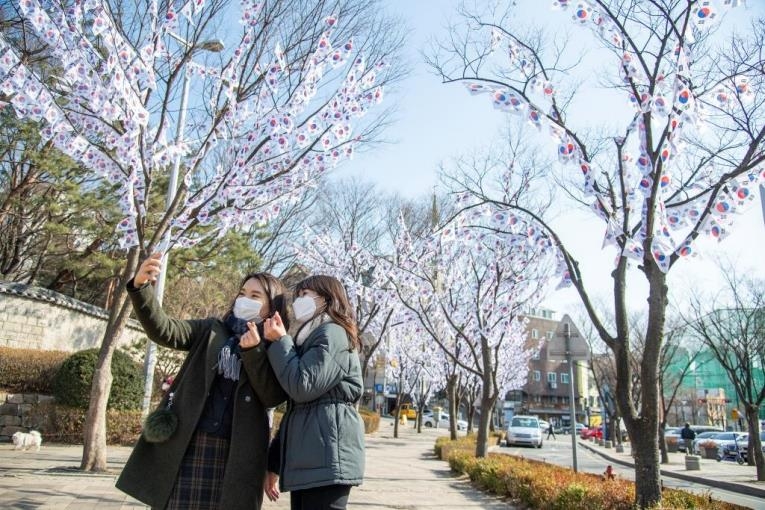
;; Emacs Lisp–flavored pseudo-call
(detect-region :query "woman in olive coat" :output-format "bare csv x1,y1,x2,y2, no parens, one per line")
116,253,288,510
263,274,365,510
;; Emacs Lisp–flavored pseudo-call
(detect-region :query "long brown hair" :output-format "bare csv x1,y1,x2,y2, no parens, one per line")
225,272,290,331
294,274,358,350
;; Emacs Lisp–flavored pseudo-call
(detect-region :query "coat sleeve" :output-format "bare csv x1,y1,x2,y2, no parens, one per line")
127,278,210,351
266,326,346,403
241,343,288,408
267,425,281,474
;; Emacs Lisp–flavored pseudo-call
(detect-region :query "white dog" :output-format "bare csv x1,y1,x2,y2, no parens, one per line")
11,430,42,451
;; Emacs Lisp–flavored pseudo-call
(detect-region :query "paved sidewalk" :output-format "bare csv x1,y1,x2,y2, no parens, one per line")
0,422,511,510
5,424,762,509
577,438,765,500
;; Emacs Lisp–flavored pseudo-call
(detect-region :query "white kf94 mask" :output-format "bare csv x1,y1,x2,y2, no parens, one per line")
233,296,263,322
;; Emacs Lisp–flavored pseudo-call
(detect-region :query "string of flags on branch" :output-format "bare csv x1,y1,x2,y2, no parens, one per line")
0,0,388,249
460,0,761,279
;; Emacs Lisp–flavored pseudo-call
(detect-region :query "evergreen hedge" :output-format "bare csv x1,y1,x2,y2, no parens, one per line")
52,348,144,411
436,435,748,510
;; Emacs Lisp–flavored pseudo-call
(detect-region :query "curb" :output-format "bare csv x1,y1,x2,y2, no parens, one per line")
578,441,765,499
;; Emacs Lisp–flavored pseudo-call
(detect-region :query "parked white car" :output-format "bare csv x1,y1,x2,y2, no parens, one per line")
423,412,467,430
691,431,721,455
695,431,748,455
505,415,543,448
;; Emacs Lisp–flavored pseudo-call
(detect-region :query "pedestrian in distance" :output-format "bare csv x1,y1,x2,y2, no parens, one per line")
116,252,289,510
547,422,556,440
680,422,696,452
263,274,365,510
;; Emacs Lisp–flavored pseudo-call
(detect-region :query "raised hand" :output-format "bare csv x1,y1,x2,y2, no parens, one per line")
240,321,262,349
264,312,287,341
134,253,163,286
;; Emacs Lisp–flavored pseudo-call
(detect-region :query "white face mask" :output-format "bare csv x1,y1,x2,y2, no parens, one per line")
233,296,263,322
293,295,318,323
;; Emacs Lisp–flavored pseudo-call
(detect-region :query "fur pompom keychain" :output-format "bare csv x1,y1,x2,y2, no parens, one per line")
143,392,178,443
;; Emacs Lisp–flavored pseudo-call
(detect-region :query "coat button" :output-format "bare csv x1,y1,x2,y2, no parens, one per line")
245,396,252,402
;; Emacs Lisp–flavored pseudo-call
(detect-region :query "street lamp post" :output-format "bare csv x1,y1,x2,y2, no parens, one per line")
140,36,224,417
564,322,579,472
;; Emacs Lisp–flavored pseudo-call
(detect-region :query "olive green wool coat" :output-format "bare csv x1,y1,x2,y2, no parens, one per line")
116,282,286,510
267,322,365,491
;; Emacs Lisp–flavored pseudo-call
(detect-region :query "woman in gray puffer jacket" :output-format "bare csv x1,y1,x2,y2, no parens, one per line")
263,274,364,510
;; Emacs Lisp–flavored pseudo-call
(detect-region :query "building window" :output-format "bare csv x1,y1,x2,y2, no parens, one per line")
532,349,540,360
533,370,541,381
547,372,556,383
531,329,539,339
546,331,554,340
561,373,570,384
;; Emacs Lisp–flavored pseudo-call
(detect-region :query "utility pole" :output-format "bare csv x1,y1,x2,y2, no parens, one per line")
140,35,224,417
564,322,578,472
549,315,587,473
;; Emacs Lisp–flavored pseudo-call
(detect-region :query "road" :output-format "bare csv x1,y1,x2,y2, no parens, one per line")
489,436,765,510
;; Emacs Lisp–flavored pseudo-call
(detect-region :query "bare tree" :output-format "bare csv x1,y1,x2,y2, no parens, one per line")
387,188,552,457
296,179,401,388
682,267,765,480
428,2,765,506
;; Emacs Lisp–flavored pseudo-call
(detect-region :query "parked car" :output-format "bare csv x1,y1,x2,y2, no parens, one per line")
690,431,721,455
695,432,748,456
538,419,551,432
740,431,765,462
664,428,681,448
580,426,603,440
422,412,468,430
505,415,543,448
391,403,417,420
568,422,586,435
678,425,723,453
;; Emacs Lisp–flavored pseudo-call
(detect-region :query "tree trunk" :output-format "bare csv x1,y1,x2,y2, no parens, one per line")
467,404,475,434
80,247,139,472
446,375,458,440
474,396,492,458
658,426,669,464
634,269,665,506
474,372,496,457
746,405,764,481
632,424,662,506
611,261,666,507
392,392,402,439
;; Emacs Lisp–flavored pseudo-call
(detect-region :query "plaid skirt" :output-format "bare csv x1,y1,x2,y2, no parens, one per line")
163,431,230,510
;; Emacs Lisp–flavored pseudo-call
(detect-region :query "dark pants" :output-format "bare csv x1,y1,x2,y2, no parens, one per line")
290,484,351,510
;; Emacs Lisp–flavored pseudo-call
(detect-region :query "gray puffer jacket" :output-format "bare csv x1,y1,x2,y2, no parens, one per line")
267,321,365,491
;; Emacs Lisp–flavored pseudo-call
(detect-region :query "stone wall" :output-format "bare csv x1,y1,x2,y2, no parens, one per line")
0,391,54,442
0,282,145,352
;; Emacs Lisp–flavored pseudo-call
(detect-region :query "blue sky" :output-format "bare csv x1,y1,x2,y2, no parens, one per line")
335,0,765,316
